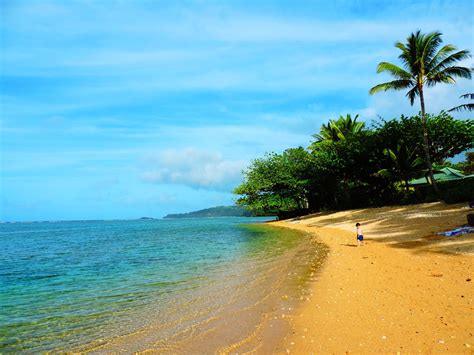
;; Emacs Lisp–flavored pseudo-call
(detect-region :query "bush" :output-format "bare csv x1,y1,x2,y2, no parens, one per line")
414,178,474,204
439,178,474,203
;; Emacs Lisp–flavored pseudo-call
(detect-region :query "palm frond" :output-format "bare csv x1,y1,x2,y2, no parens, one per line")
427,44,457,70
430,49,471,73
376,62,412,79
369,80,413,95
395,41,407,54
426,74,455,86
383,148,397,161
406,86,419,106
329,121,345,141
448,103,474,112
399,34,418,73
312,133,324,141
376,168,392,179
460,93,474,99
427,66,472,86
421,31,443,64
352,121,365,132
443,66,472,79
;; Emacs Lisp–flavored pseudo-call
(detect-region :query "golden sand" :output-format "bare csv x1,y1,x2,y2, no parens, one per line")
273,202,473,354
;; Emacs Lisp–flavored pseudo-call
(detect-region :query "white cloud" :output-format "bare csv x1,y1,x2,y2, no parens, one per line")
141,148,248,190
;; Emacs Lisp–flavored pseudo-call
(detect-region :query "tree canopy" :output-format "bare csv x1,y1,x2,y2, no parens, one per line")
234,112,473,218
312,114,365,143
369,30,472,193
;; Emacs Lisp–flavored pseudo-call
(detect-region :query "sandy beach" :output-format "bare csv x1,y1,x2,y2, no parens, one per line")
272,202,473,354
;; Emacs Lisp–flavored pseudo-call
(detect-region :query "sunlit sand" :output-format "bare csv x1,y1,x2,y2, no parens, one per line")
273,202,473,353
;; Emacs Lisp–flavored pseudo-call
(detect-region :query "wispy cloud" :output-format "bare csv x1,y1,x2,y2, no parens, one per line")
2,0,472,220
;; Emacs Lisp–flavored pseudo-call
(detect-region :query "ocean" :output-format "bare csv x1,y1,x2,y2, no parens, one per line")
0,218,327,353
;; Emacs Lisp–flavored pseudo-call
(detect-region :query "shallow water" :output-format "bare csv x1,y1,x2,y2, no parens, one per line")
0,218,327,353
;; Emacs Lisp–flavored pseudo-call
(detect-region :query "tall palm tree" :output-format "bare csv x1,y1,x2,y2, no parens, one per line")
313,114,365,142
448,93,474,112
369,31,471,193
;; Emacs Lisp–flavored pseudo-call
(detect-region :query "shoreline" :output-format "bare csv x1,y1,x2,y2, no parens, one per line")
272,202,473,353
73,225,326,354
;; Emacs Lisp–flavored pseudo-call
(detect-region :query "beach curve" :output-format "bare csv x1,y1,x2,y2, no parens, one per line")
272,202,473,354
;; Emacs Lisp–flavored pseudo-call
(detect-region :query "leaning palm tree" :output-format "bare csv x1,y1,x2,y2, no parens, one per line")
313,114,364,142
448,93,474,112
369,31,472,193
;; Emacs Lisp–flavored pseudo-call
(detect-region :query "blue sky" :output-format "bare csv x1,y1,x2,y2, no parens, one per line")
1,0,473,221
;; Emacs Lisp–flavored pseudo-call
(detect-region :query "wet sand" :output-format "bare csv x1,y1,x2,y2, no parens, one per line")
273,202,473,354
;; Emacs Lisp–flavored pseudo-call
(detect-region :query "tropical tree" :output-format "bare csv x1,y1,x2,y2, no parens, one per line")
379,142,425,191
426,112,474,163
375,112,473,189
310,130,386,209
369,31,472,193
234,148,314,217
452,152,474,175
448,93,474,112
312,114,364,144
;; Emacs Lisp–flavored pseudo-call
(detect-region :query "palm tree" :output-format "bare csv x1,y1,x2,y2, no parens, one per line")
380,142,425,191
369,31,472,193
311,114,365,207
448,93,474,112
313,114,365,142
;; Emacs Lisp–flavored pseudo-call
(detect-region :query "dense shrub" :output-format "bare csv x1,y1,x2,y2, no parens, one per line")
414,178,474,204
234,113,473,216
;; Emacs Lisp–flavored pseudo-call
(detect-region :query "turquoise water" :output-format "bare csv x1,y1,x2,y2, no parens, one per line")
0,218,325,353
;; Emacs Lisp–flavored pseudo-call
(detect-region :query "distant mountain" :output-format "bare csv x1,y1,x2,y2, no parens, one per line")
163,206,253,219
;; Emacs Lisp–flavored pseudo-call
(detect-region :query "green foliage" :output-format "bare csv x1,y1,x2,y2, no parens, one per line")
369,30,472,193
427,112,474,162
379,142,425,190
234,147,314,216
448,93,474,112
369,31,472,102
415,178,474,204
453,152,474,175
234,112,473,217
236,31,472,216
375,113,473,165
311,113,364,145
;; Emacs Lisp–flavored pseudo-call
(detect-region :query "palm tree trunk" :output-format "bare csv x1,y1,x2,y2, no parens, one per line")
419,86,439,194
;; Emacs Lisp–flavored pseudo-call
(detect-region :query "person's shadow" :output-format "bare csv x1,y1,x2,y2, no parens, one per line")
341,244,357,247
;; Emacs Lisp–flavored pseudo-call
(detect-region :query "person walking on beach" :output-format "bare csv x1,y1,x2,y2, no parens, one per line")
356,223,364,246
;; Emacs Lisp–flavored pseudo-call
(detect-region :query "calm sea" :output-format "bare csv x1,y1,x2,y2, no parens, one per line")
0,218,327,353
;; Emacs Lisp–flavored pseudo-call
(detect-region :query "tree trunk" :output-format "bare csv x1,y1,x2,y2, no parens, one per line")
419,86,439,194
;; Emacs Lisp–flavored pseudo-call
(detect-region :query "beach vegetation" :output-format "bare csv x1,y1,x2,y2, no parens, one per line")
234,148,314,218
441,152,474,175
234,112,473,217
375,112,473,171
311,113,365,143
448,93,474,113
369,30,472,193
